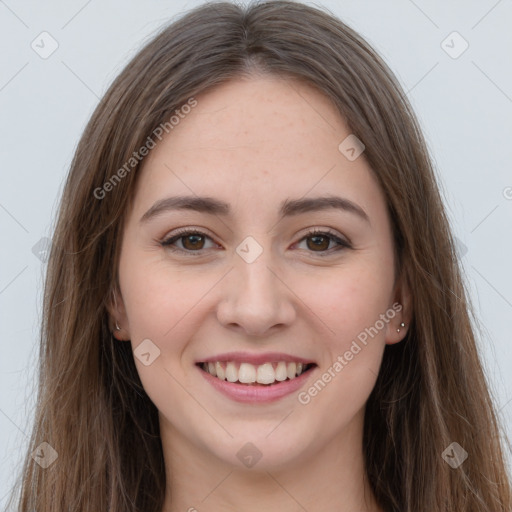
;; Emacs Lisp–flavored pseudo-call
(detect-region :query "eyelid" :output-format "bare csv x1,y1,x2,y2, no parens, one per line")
160,226,351,255
296,227,351,246
293,228,352,256
160,227,219,253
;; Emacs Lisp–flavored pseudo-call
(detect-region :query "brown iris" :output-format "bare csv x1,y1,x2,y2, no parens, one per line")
306,234,330,251
181,234,206,250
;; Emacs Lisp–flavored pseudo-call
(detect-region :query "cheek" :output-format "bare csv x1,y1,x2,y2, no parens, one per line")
120,248,208,337
119,259,204,412
295,261,394,415
295,270,390,424
302,263,394,343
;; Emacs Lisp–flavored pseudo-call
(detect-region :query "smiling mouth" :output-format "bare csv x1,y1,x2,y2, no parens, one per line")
197,361,316,386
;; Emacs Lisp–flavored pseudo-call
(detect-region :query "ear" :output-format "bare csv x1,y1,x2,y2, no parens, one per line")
106,287,130,341
385,272,412,345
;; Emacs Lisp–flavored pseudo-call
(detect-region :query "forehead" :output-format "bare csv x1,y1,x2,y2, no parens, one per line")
131,75,386,224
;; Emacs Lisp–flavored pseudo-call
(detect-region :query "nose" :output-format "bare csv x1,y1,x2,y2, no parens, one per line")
216,247,296,337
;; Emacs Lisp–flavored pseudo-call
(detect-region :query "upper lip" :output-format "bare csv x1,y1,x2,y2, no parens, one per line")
197,351,316,366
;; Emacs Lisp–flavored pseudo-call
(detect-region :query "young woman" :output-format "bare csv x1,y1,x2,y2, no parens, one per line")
7,1,511,511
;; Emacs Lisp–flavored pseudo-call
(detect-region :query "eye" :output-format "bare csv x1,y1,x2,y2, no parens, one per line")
295,228,351,255
160,227,351,256
161,229,217,254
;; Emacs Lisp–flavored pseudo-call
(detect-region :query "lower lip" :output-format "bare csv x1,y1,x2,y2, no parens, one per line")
198,365,316,403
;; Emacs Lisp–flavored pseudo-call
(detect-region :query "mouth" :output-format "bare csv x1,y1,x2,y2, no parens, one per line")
196,360,317,386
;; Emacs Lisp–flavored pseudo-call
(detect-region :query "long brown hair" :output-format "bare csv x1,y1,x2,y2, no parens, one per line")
6,1,511,511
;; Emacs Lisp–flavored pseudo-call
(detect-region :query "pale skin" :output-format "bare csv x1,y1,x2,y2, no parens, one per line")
109,75,411,511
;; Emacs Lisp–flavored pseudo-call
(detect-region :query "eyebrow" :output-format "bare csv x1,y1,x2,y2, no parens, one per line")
139,194,370,224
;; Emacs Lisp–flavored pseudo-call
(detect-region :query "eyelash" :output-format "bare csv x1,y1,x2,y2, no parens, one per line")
160,228,351,257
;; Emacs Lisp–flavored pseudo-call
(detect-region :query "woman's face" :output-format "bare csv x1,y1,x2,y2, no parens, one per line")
114,75,409,470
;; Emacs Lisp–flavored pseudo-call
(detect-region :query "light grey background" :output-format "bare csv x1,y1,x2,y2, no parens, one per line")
1,0,511,506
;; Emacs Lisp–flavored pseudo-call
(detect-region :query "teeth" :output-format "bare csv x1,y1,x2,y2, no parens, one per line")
275,361,288,381
215,361,225,380
287,362,297,379
202,361,311,385
257,363,275,384
225,362,238,383
239,363,256,383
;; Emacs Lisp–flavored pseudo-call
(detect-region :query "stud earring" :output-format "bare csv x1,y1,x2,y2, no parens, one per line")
115,321,121,331
397,322,405,333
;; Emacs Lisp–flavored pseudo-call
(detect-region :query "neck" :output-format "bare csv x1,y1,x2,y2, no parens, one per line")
159,409,383,512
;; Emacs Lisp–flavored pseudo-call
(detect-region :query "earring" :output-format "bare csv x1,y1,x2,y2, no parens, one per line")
397,322,405,333
112,289,122,332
